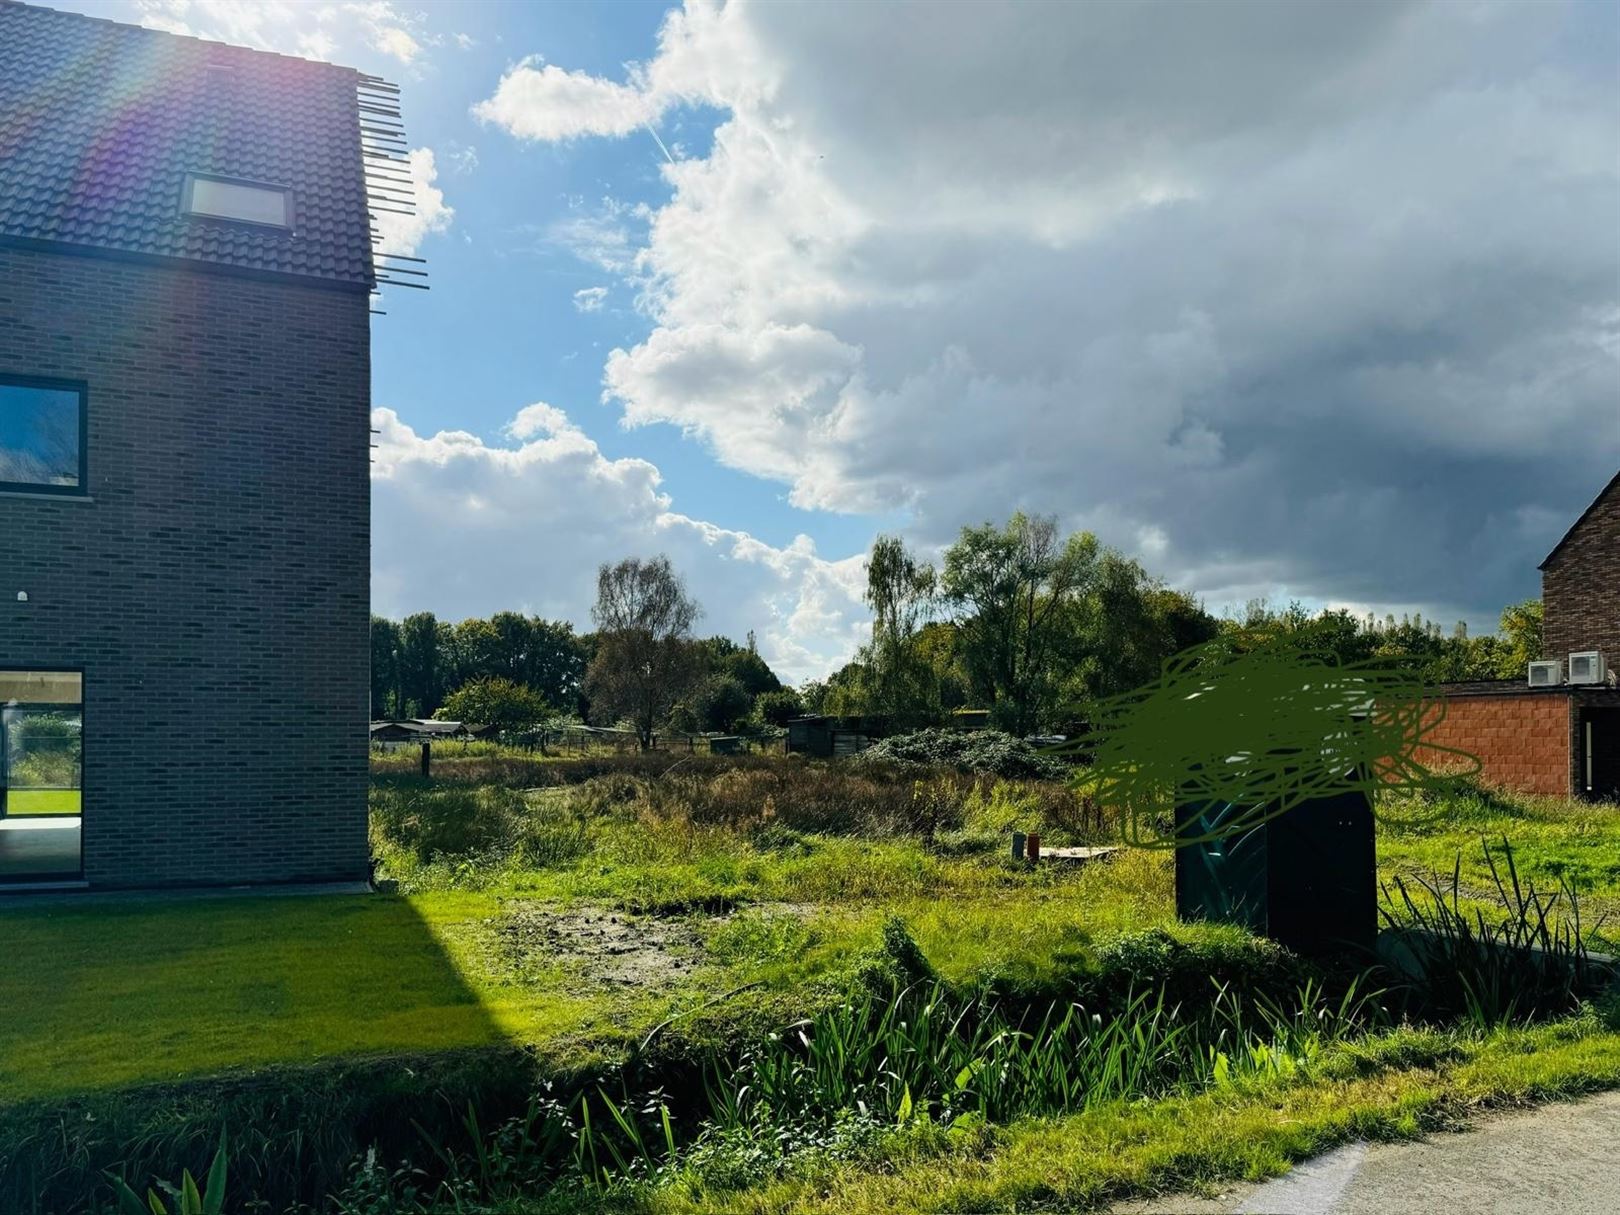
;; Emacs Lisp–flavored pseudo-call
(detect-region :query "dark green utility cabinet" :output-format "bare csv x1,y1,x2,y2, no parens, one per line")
1175,777,1376,957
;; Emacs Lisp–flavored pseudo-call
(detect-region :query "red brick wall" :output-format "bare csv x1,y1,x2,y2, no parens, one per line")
1542,475,1620,666
1415,693,1572,797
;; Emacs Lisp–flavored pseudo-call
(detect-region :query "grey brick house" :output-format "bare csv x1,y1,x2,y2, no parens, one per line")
0,2,393,887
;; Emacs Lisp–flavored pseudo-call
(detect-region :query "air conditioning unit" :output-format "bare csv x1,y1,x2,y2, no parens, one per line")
1568,651,1607,685
1528,660,1563,687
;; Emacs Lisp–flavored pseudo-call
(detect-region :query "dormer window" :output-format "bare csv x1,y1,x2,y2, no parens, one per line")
181,173,292,230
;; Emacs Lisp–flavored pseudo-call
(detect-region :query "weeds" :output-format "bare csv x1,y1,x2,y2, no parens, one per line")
1379,838,1613,1026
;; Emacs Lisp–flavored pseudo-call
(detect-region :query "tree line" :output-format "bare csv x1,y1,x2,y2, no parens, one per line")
374,511,1545,745
369,559,794,741
808,512,1544,735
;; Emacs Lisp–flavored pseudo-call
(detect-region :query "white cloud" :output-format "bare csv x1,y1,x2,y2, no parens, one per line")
369,25,422,65
478,0,1620,632
573,286,609,313
372,148,454,258
371,405,867,683
132,0,429,67
542,197,649,274
454,33,476,51
473,58,665,142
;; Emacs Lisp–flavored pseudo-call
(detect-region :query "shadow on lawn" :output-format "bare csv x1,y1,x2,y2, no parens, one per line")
0,890,517,1212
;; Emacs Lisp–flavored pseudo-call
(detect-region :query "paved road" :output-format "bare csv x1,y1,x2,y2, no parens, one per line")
1115,1089,1620,1214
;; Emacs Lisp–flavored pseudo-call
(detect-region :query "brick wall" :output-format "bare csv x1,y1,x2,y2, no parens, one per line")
1415,691,1573,797
1542,475,1620,666
0,245,370,888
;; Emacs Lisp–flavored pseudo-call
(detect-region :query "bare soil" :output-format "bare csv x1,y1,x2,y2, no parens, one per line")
494,902,707,988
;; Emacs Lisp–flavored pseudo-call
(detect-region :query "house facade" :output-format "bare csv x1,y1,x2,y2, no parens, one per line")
0,2,382,887
1413,471,1620,801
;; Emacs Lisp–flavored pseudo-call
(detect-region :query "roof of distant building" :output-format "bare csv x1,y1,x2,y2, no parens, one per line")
0,1,374,287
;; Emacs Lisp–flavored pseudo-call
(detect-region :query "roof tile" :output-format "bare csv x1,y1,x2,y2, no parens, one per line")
0,1,375,286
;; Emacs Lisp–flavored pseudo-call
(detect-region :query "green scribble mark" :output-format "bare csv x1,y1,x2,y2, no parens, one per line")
1070,623,1481,849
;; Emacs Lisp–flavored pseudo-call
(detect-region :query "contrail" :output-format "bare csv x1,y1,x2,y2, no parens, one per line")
644,122,675,165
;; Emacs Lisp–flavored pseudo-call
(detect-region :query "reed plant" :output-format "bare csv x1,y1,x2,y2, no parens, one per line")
1379,838,1612,1027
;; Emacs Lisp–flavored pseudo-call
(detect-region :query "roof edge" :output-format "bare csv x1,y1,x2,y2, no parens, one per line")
0,235,374,294
4,0,365,76
1539,469,1620,571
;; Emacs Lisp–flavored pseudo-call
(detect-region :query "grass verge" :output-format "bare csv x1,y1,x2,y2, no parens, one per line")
642,1012,1620,1215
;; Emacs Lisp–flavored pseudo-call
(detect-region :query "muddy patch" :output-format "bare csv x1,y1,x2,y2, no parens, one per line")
494,903,707,989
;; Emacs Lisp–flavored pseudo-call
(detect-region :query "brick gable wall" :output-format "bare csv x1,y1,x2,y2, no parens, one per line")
0,246,369,887
1542,476,1620,668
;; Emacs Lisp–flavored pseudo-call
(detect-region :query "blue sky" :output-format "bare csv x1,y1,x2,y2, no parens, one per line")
52,1,1620,681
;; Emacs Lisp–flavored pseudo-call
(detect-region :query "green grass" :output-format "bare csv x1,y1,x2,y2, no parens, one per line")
2,772,1613,1105
3,788,80,815
0,894,506,1102
3,773,1614,1108
643,1013,1620,1215
1376,787,1620,941
0,848,1182,1103
5,763,1620,1213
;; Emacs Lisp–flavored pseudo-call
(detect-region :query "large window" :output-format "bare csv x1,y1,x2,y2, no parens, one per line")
182,172,293,229
0,376,86,494
1,670,83,881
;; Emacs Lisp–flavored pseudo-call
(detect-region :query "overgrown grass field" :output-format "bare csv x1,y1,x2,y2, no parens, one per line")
1,751,1616,1213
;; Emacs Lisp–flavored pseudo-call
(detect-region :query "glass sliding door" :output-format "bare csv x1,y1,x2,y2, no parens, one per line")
0,670,83,881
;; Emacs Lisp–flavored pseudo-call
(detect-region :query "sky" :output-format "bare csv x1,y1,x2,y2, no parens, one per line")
55,0,1620,683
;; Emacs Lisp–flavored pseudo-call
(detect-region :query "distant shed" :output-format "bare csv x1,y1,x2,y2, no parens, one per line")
785,715,879,758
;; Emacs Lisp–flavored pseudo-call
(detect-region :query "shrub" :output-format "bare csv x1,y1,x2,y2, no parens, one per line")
1085,926,1311,1019
857,728,1068,781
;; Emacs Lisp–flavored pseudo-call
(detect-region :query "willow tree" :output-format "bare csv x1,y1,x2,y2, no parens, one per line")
941,513,1097,735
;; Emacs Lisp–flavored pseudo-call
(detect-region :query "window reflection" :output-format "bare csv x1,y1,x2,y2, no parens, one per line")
1,671,82,880
0,380,84,491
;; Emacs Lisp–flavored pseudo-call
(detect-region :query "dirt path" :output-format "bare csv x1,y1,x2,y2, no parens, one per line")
1116,1089,1620,1214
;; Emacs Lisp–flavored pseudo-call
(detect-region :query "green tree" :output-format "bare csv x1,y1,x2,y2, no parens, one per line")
1494,598,1543,679
942,513,1098,734
436,677,550,733
443,617,501,691
797,678,830,716
583,556,703,750
527,618,590,711
723,648,783,699
369,615,401,718
397,611,442,718
859,534,939,725
689,675,753,732
753,687,805,727
915,620,971,711
820,660,869,717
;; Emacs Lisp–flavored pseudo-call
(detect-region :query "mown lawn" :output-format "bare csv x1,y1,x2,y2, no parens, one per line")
3,788,80,815
0,894,502,1102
